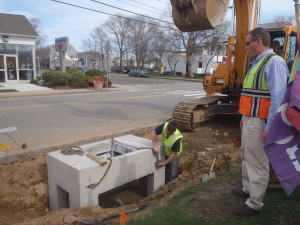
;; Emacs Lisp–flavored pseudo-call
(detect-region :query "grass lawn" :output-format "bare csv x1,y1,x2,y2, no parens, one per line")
128,162,300,225
0,89,18,93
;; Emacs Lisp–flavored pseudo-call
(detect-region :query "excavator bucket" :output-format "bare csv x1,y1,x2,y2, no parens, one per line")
170,0,230,32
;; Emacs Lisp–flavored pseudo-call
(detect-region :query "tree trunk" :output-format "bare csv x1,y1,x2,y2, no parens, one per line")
119,50,123,68
186,54,194,77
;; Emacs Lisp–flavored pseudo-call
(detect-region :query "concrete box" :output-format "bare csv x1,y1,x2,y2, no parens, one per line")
47,135,165,211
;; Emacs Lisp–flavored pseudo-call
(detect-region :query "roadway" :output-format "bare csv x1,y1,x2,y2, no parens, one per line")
0,74,205,156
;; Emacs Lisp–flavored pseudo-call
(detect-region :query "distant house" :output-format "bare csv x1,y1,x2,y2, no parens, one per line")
0,13,39,82
76,52,105,71
160,53,225,76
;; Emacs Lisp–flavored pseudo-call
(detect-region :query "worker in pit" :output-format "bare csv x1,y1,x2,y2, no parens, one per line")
232,27,289,216
151,121,183,183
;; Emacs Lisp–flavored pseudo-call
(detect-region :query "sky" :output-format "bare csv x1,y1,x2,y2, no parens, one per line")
0,0,296,52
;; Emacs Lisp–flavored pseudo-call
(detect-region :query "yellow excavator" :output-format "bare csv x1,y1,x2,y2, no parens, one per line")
170,0,297,131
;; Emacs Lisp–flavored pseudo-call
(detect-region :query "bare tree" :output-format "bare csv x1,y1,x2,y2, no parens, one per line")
181,30,209,77
29,17,49,68
128,16,159,68
81,37,97,53
29,17,48,49
160,5,210,77
271,15,296,26
104,14,131,68
203,21,231,55
90,27,107,54
165,51,181,75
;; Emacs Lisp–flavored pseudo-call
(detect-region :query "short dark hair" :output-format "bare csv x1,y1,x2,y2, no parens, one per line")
247,27,270,47
167,121,177,133
272,40,280,45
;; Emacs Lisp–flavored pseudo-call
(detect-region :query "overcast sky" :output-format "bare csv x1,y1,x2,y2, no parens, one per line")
0,0,296,51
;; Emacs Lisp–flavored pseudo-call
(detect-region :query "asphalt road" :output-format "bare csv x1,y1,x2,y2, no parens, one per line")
0,75,204,155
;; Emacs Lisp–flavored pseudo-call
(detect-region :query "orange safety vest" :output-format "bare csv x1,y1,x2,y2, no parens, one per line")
239,53,279,118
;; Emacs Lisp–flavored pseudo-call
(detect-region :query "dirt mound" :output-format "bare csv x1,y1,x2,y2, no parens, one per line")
0,115,241,225
0,156,48,224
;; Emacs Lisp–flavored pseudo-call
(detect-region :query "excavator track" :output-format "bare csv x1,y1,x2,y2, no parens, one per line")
172,96,228,131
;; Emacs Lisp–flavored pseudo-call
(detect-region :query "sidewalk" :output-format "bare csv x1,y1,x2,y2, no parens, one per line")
0,83,133,98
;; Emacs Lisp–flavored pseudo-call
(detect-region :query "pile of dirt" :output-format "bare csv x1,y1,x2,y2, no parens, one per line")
0,115,241,225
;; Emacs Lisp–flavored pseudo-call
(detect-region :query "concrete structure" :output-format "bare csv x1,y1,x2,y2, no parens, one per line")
0,13,39,83
47,134,165,211
161,53,225,76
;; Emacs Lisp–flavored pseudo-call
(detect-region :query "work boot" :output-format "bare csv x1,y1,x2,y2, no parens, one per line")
232,204,261,217
231,187,250,198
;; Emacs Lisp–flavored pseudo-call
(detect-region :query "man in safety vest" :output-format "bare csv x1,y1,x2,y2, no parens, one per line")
231,27,289,216
151,121,183,183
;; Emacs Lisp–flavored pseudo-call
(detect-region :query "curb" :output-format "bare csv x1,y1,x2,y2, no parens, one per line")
0,86,125,98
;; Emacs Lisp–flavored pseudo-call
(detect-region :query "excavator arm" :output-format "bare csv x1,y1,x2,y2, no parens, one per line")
170,0,259,130
171,0,259,96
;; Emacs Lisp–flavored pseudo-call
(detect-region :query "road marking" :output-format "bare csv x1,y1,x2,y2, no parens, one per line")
0,145,11,149
0,127,17,133
155,90,207,98
0,94,171,111
184,92,206,96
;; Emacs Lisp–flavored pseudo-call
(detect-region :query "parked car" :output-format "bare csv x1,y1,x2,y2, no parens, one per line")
113,68,122,73
121,68,131,74
128,69,148,77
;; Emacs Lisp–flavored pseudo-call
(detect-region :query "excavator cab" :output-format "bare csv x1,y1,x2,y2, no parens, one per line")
267,25,297,72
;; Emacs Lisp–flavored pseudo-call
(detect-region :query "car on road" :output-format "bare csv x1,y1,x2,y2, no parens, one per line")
128,69,148,77
121,68,131,74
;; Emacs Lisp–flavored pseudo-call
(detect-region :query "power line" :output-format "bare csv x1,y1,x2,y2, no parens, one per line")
50,0,177,30
116,0,162,15
88,0,173,25
129,0,162,11
155,0,169,4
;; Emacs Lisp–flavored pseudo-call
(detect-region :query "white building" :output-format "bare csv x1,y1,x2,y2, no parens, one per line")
0,13,39,82
160,53,225,76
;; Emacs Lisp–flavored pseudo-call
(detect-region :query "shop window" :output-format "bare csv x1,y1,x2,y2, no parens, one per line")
0,43,16,54
18,45,33,80
19,70,33,80
18,45,33,69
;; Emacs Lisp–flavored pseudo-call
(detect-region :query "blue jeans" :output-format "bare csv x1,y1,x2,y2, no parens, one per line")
165,154,181,183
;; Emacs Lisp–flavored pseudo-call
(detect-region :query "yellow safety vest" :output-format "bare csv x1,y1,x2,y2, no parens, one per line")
239,53,280,118
160,122,183,156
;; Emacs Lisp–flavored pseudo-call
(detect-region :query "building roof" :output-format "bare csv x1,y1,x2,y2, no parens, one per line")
258,21,293,29
0,13,39,37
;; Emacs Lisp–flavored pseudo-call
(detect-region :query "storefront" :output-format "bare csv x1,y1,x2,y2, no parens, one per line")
0,13,39,83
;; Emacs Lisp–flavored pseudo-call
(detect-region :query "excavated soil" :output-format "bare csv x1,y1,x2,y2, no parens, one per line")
0,115,242,225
